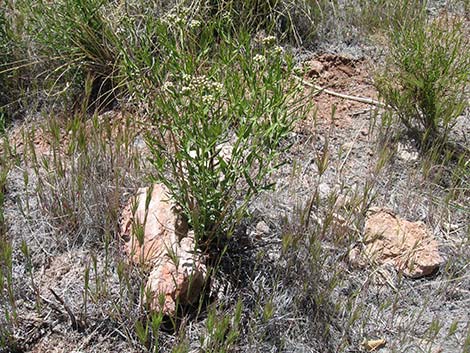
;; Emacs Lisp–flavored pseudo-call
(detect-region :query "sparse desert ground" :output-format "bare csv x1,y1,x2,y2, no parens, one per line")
1,1,469,352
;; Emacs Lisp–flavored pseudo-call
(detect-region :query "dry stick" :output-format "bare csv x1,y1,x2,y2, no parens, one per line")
295,76,387,108
49,288,84,331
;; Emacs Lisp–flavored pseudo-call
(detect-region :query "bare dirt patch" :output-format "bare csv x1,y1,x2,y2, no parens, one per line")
301,53,379,129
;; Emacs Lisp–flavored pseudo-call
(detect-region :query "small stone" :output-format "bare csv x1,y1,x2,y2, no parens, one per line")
308,60,324,77
133,135,146,150
255,221,270,235
217,142,233,163
342,142,354,152
318,182,331,199
348,247,366,268
397,142,419,162
362,338,386,351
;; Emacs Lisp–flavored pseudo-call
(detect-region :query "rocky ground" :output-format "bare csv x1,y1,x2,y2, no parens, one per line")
2,49,469,352
1,2,470,351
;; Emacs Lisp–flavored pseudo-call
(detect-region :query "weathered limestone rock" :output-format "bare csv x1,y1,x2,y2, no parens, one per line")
360,209,443,278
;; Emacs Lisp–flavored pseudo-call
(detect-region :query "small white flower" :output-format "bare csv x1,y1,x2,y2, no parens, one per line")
182,73,192,83
189,19,201,29
270,46,283,55
179,6,190,16
202,94,216,105
162,81,174,91
163,13,177,25
262,35,277,46
253,54,266,65
211,82,223,94
181,86,191,95
189,75,209,91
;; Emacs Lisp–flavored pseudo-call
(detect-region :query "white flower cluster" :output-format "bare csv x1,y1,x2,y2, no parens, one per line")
189,19,201,29
188,75,210,91
182,73,192,83
178,74,224,106
253,54,266,65
181,74,223,95
270,46,283,55
202,94,216,106
162,80,175,92
211,82,223,94
262,35,277,46
162,12,184,27
161,7,196,28
181,86,191,95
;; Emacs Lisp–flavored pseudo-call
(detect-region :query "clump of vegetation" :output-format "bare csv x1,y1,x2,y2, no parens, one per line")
376,14,470,149
0,8,11,115
350,0,425,34
15,0,329,113
0,139,15,350
0,3,26,123
126,13,308,251
174,0,334,45
24,0,122,110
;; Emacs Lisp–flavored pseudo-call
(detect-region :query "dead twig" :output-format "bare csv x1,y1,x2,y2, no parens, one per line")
295,76,387,108
49,288,85,332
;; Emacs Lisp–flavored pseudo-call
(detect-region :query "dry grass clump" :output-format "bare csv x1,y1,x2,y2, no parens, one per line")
0,109,151,351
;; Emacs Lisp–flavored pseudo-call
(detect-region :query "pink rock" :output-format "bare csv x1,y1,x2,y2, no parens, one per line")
120,184,206,315
145,234,206,314
362,209,443,278
120,184,188,266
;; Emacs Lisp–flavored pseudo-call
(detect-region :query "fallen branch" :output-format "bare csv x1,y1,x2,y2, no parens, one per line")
295,76,387,108
49,288,85,332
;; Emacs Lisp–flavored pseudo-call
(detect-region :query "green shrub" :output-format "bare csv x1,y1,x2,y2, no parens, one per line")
376,15,470,148
122,12,308,251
